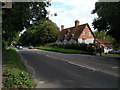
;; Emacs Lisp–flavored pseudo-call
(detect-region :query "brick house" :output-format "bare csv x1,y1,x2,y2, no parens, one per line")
94,39,113,53
56,20,95,44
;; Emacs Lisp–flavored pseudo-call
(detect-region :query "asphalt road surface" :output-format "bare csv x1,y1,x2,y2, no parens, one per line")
17,48,119,88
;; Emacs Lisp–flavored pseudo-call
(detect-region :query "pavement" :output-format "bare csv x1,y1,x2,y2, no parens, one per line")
17,48,119,88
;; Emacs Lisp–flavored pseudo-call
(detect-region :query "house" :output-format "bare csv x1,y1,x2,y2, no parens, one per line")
94,39,113,53
56,20,95,44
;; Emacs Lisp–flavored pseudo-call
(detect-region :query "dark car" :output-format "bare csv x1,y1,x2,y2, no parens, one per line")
13,44,19,48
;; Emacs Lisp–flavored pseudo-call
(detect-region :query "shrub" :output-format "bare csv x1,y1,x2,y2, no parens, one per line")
3,70,36,88
3,48,37,88
45,42,95,55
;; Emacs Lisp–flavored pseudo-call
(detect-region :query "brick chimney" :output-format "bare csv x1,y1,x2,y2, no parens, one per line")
75,20,80,27
61,25,64,30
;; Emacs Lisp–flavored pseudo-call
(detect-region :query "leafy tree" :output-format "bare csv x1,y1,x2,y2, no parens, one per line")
2,1,50,45
94,31,115,42
93,31,120,48
92,2,120,43
19,19,60,45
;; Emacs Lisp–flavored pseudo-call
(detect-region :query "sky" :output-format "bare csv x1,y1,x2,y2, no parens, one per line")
46,0,98,31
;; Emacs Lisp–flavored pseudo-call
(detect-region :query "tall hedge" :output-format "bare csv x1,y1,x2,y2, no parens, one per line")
46,43,95,54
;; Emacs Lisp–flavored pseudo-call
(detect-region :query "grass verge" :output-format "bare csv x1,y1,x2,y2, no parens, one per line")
3,47,37,88
35,46,89,54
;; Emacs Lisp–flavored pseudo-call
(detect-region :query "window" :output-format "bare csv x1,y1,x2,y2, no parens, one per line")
70,34,74,40
88,32,91,36
66,31,70,35
82,32,85,35
66,29,70,35
64,34,67,39
82,38,86,43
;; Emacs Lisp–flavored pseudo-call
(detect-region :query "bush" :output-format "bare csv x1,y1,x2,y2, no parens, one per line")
45,43,95,55
3,70,36,88
3,48,37,88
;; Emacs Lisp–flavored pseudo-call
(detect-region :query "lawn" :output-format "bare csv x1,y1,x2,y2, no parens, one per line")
3,47,37,88
35,46,89,54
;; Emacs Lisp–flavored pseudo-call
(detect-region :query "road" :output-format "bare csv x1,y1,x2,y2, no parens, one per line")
17,48,119,88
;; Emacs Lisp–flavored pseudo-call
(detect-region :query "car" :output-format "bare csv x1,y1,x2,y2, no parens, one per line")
29,45,34,49
17,46,23,50
13,44,19,48
109,49,120,54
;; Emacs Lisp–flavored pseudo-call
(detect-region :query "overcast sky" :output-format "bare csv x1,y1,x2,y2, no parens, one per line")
46,0,98,31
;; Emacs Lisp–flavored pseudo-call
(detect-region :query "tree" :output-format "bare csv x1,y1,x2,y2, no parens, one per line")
92,2,120,43
94,31,115,42
19,19,60,45
2,1,50,45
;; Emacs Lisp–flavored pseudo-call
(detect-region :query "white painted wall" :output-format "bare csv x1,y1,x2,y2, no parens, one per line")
78,39,82,43
85,38,94,44
57,38,94,44
78,38,94,44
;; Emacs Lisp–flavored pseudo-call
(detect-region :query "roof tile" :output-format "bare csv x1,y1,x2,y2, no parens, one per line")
57,24,87,41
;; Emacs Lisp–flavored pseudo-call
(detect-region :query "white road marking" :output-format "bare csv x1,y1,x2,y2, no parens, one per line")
21,49,119,77
68,61,98,71
39,81,45,84
36,51,59,60
35,51,99,72
111,66,118,69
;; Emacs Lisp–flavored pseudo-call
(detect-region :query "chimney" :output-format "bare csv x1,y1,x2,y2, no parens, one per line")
61,25,64,30
75,20,80,27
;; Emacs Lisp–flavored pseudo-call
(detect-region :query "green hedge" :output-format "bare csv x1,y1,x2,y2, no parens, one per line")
46,43,95,55
36,46,88,54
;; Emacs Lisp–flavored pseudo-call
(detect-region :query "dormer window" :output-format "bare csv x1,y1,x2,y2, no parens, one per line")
66,31,70,35
66,29,70,35
64,34,67,39
70,34,74,39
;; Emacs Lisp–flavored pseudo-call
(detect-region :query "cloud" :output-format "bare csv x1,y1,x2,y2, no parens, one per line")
47,0,98,31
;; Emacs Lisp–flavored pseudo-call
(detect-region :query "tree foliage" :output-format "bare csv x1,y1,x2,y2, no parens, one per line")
19,19,60,45
92,2,120,43
2,2,50,45
94,31,115,42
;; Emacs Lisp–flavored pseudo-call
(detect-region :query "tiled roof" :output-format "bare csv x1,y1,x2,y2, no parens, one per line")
96,39,112,44
57,24,87,41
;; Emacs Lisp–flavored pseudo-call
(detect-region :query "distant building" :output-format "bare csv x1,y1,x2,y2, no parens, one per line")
94,39,113,53
56,20,95,44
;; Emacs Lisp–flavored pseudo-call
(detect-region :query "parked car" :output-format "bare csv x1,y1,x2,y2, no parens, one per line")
104,47,113,53
28,45,34,49
109,49,120,54
13,44,19,48
17,46,23,50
